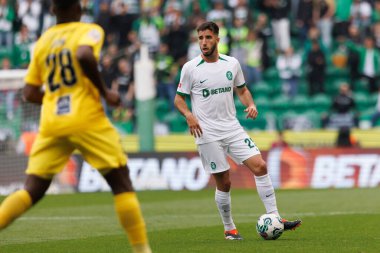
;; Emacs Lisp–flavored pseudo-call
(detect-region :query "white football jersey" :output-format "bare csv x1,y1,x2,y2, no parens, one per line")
177,54,246,144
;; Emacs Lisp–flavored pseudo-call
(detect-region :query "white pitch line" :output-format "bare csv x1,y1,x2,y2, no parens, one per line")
19,210,380,221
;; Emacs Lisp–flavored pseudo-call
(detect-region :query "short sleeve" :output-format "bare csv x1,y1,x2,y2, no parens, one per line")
234,60,246,88
177,64,191,95
24,43,42,86
78,25,105,60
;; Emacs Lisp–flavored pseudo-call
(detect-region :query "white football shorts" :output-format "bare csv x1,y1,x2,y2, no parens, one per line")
197,132,261,174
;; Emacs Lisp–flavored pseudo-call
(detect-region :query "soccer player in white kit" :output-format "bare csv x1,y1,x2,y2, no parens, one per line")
174,21,301,240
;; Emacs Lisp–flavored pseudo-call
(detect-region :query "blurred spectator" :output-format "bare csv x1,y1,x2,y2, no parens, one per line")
155,43,176,110
110,0,139,47
230,16,249,63
95,1,111,45
207,0,232,27
100,54,117,91
347,25,361,87
112,58,135,124
276,47,302,98
39,0,54,33
185,1,207,29
314,0,335,50
335,127,359,147
296,0,314,45
17,0,41,39
187,30,201,61
373,22,380,49
132,11,162,54
242,30,264,86
0,0,15,49
164,12,188,61
348,36,380,93
371,86,380,127
215,19,230,55
350,0,372,37
331,36,349,68
270,130,289,149
232,0,252,24
163,0,185,28
1,57,15,120
125,30,141,61
80,0,94,23
262,0,291,52
113,58,134,105
307,40,326,96
322,83,359,128
333,0,353,38
13,24,32,68
253,13,271,70
373,0,380,23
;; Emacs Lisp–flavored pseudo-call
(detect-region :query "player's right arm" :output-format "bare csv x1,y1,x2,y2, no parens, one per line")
174,94,202,137
174,63,202,137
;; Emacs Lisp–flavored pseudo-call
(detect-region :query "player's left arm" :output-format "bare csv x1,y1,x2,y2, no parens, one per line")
235,86,258,119
234,59,258,119
77,25,120,107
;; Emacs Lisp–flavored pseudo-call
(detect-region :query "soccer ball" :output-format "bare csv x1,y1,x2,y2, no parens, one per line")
256,213,284,240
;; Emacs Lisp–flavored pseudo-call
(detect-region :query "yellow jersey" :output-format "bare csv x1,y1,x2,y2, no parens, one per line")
24,22,109,136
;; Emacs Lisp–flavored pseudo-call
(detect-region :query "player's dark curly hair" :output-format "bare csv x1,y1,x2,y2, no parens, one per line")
52,0,79,9
197,22,219,36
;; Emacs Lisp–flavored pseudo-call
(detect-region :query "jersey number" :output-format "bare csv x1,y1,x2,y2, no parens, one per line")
244,138,255,149
46,49,77,92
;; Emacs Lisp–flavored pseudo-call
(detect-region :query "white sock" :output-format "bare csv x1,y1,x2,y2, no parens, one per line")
254,174,280,216
215,189,236,231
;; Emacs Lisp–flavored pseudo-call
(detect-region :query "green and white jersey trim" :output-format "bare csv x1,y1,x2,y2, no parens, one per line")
177,54,246,144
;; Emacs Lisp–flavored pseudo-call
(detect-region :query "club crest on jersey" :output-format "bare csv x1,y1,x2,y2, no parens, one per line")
226,71,233,80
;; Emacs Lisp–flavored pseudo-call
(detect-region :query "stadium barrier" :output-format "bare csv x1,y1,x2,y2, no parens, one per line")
1,148,379,195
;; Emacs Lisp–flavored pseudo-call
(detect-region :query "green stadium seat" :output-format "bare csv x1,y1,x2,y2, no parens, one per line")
156,98,170,122
238,114,266,130
163,111,188,133
263,66,279,80
311,94,331,113
271,95,290,115
354,92,371,111
303,110,321,129
251,82,272,99
290,94,310,113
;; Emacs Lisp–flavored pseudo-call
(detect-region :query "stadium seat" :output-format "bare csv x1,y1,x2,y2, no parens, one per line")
271,95,290,115
311,94,331,113
156,98,170,122
163,111,188,133
251,81,272,99
303,110,322,129
290,94,310,113
238,114,266,130
354,92,371,111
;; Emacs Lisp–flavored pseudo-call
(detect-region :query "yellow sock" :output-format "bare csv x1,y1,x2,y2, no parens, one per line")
0,190,32,229
114,192,151,253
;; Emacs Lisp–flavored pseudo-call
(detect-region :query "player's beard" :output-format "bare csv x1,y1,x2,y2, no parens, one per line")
202,44,217,57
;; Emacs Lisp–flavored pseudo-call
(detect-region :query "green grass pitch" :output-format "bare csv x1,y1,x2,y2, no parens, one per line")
1,188,379,253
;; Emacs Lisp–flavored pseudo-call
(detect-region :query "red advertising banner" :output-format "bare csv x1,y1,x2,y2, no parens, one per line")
1,148,379,195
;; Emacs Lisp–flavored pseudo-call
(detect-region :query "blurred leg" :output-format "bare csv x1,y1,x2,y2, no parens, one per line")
103,166,151,253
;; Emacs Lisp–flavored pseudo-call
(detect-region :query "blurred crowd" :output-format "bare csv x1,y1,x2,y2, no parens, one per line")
1,0,380,132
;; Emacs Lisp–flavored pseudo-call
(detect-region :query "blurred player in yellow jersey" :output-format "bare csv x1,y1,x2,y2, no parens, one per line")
0,1,152,252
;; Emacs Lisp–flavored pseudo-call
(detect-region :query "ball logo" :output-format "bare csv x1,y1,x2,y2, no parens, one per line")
256,217,272,234
202,89,210,98
226,71,233,80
